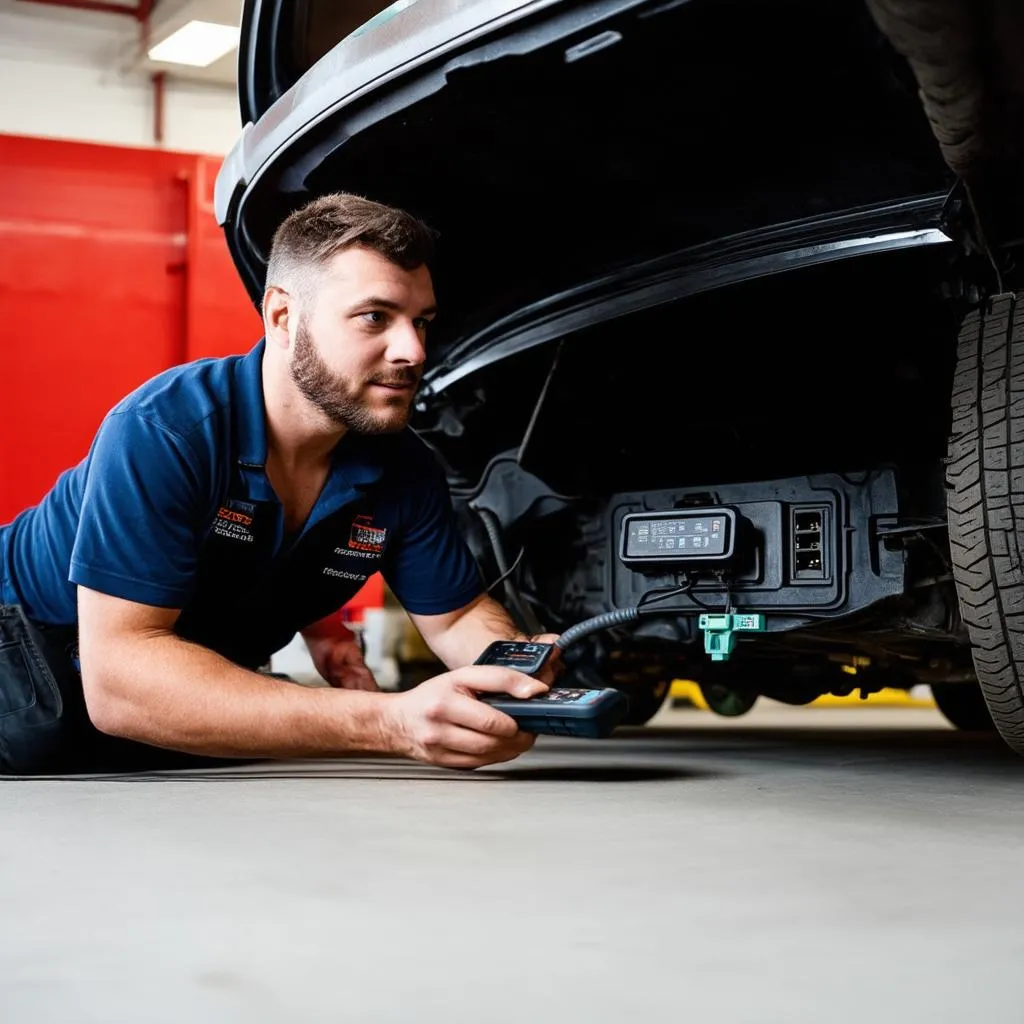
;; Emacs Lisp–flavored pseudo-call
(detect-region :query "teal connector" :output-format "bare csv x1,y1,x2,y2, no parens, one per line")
698,612,765,661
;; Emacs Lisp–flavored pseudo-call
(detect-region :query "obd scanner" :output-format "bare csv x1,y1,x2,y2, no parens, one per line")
473,640,628,738
471,504,763,738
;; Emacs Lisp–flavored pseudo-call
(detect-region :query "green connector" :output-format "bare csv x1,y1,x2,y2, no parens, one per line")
698,612,765,661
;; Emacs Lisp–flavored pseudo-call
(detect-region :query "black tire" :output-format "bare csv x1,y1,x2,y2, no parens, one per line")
947,290,1024,753
620,679,671,725
931,682,997,732
699,682,759,717
561,647,676,726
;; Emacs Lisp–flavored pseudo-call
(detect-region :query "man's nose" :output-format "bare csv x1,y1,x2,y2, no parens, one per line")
386,321,426,365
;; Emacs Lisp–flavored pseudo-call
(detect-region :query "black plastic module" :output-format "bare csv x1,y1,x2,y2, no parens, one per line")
619,507,738,569
602,470,905,633
791,505,829,581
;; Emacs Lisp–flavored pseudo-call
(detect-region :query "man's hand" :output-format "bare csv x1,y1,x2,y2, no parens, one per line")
387,664,548,769
304,634,379,691
525,633,563,686
410,595,567,682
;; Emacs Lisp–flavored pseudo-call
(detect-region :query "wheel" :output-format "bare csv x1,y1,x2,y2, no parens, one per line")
699,682,758,717
619,679,671,725
560,646,676,725
947,290,1024,752
931,682,997,732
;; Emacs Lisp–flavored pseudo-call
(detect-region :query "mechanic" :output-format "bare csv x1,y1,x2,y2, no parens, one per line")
0,192,559,776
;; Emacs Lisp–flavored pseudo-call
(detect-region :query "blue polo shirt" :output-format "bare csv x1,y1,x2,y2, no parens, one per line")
0,340,484,669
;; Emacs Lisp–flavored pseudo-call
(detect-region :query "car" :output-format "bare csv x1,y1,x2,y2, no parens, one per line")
216,0,1024,748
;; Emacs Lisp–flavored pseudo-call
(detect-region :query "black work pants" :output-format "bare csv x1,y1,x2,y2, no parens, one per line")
0,604,237,775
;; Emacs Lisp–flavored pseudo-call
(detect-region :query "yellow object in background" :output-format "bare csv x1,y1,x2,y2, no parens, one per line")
809,687,935,708
670,681,709,709
669,680,936,710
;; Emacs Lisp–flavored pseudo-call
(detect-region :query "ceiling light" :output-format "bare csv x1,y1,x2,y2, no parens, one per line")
148,20,240,68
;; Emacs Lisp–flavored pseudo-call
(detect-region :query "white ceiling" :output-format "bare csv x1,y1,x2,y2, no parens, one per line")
135,0,243,86
2,0,243,86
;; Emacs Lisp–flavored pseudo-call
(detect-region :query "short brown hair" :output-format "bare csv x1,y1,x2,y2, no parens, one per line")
265,192,436,295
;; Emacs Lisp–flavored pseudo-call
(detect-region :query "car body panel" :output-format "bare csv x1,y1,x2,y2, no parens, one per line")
218,0,963,380
219,0,585,227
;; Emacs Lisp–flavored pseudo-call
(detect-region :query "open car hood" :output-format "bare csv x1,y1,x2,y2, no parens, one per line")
218,0,1023,388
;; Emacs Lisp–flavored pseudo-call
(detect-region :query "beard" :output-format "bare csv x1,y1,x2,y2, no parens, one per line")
289,317,420,435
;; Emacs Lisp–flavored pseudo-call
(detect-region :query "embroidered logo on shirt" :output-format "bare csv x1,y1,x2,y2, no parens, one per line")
211,499,257,544
347,514,387,554
322,567,369,582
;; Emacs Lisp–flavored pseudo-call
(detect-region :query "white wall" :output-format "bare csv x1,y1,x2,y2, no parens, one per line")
0,0,243,155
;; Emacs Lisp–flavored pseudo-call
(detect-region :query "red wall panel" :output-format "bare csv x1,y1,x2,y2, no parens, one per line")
0,134,262,523
184,155,264,362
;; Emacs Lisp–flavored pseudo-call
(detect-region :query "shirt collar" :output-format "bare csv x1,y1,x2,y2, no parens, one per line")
329,434,387,489
234,339,269,470
232,337,385,497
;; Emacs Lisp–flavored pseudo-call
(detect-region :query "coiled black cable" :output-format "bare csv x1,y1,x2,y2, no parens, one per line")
553,581,714,651
554,607,640,650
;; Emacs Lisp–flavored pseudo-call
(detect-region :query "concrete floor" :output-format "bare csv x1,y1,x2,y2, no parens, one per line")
3,702,1023,1024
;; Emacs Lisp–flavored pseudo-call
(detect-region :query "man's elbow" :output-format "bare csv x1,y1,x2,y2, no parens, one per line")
80,667,135,737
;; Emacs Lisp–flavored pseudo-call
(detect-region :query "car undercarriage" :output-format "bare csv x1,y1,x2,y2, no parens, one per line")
413,238,989,717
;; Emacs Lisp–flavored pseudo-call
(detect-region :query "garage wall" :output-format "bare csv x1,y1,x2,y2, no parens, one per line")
0,132,262,525
0,1,242,154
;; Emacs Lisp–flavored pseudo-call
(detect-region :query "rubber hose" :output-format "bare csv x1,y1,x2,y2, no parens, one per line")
554,607,640,651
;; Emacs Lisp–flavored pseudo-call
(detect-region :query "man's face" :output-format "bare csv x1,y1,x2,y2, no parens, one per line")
289,246,435,435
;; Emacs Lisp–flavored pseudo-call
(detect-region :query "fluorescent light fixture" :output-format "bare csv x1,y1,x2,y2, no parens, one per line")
148,20,240,67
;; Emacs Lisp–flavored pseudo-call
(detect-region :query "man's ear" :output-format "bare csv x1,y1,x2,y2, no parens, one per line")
263,286,293,349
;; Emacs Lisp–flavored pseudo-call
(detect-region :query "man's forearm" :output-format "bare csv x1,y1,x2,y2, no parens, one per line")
81,633,397,759
419,595,533,669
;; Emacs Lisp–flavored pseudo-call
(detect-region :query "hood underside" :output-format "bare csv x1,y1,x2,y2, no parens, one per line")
224,0,1023,375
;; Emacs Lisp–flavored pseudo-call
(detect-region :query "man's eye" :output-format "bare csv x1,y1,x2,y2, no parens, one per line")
413,318,432,331
361,311,387,325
